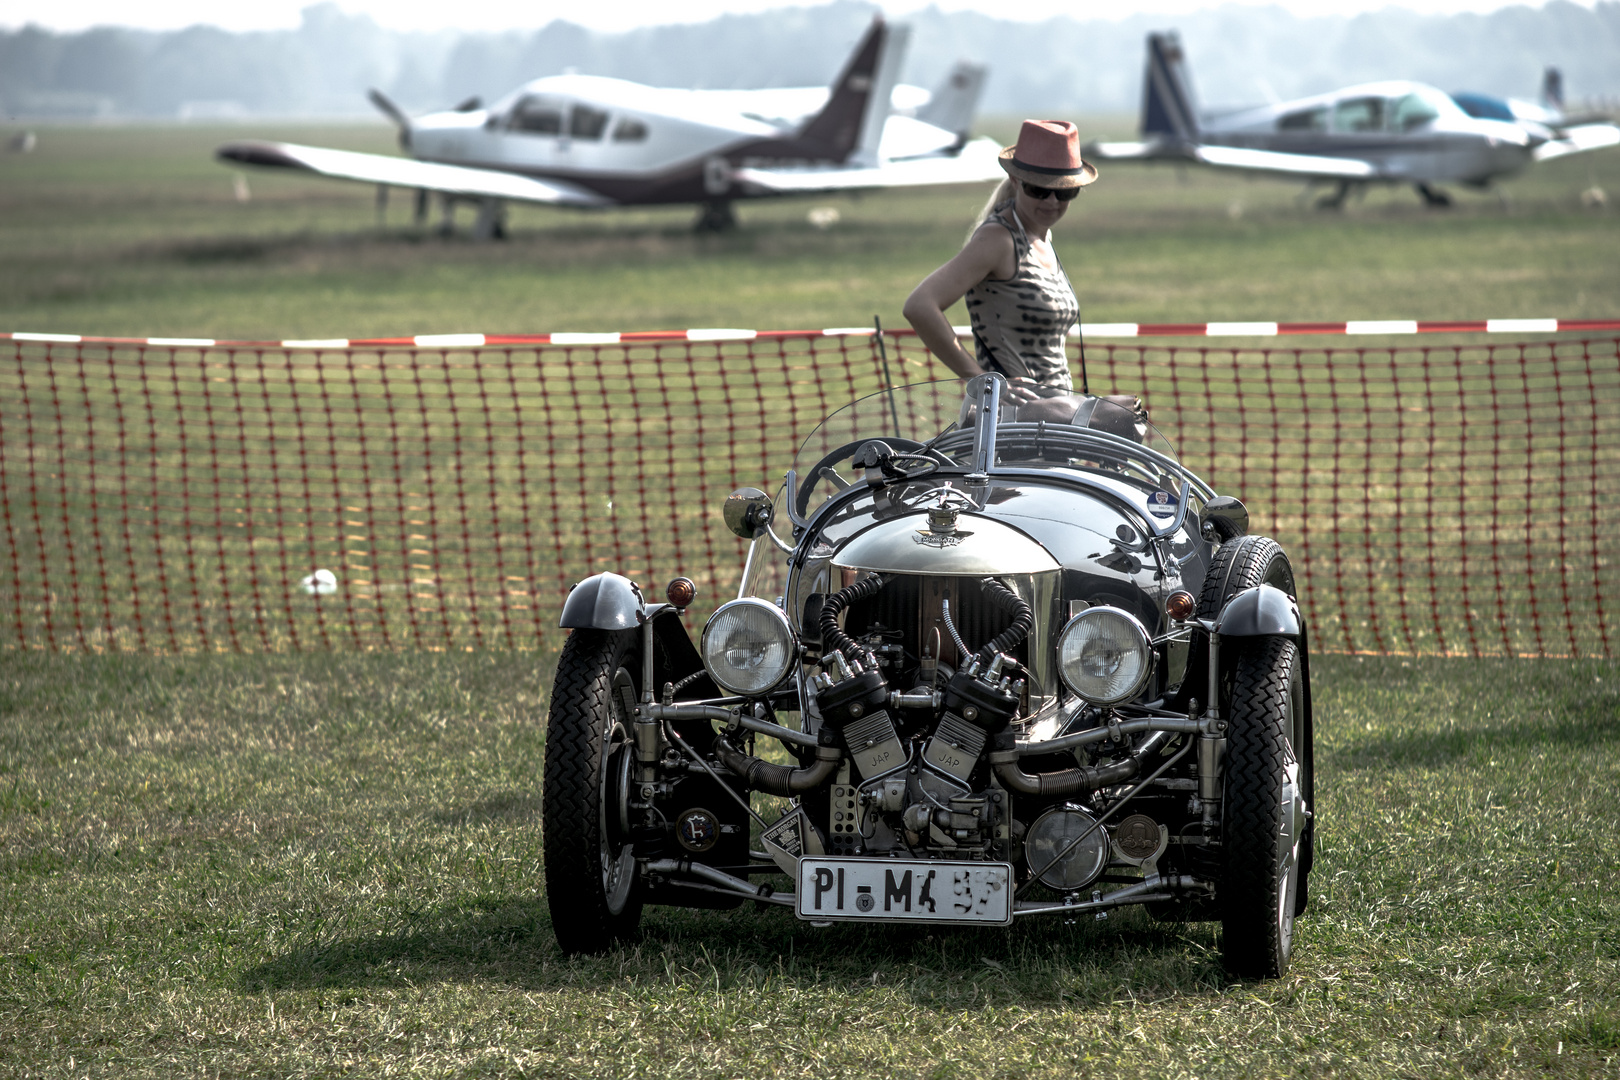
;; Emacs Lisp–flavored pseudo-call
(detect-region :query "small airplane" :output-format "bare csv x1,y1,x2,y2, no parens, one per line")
217,19,1001,236
1083,32,1620,208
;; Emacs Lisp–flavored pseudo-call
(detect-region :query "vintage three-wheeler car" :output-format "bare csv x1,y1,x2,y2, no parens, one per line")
543,373,1314,977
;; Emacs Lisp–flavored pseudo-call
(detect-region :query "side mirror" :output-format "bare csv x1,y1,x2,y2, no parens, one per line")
1204,495,1249,541
723,487,775,539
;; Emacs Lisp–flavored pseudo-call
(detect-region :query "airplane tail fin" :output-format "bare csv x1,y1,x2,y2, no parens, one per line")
915,60,989,142
1140,32,1200,141
1541,66,1565,111
797,18,901,164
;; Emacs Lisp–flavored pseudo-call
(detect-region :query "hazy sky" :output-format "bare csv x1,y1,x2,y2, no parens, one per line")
0,0,1585,34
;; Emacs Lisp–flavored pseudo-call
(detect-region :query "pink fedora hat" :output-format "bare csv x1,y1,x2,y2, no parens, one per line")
998,119,1098,188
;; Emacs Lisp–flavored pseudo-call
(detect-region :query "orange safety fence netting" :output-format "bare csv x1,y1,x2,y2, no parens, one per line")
1,331,1615,658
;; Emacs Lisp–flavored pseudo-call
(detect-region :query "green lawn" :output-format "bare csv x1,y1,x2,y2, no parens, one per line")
1,651,1615,1077
2,120,1617,340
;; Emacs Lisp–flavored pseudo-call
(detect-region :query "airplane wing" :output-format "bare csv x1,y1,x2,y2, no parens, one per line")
1192,145,1374,178
731,138,1005,194
216,141,613,207
1533,122,1620,162
1084,138,1373,179
1082,140,1164,161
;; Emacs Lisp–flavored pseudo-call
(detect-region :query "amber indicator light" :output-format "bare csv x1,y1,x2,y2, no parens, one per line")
666,577,697,609
1165,590,1196,621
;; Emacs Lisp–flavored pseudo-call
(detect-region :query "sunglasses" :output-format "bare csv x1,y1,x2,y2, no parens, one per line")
1021,181,1080,202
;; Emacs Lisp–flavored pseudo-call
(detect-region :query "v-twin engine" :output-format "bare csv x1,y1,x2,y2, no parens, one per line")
809,573,1030,859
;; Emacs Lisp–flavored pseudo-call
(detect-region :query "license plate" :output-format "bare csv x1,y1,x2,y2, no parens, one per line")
796,857,1013,925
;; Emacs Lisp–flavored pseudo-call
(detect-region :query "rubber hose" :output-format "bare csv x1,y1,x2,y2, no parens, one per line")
818,574,888,661
992,750,1141,798
975,577,1034,663
991,730,1169,798
714,737,842,797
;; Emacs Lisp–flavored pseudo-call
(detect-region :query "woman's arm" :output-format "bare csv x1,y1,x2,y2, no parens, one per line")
902,225,1017,379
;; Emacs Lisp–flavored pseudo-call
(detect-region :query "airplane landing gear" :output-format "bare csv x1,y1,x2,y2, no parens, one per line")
473,198,509,241
695,199,737,232
1415,183,1453,208
429,195,508,240
1315,181,1352,210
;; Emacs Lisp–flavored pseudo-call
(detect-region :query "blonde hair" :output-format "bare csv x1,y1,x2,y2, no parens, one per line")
965,177,1017,246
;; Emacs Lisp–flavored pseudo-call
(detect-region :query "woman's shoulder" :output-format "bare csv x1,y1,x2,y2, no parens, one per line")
963,216,1019,282
969,203,1018,239
977,200,1019,231
973,204,1028,260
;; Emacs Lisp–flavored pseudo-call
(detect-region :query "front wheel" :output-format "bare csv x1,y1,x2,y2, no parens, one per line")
543,628,644,954
1219,635,1310,978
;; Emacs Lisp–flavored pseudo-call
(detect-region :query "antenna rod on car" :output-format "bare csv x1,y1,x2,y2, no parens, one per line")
873,314,902,438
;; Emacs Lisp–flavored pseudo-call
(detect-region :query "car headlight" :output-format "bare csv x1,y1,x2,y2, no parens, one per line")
701,598,797,697
1057,606,1152,705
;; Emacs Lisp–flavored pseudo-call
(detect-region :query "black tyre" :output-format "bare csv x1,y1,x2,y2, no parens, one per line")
1199,535,1295,617
1152,536,1301,927
1219,634,1310,978
1200,534,1314,919
543,628,644,953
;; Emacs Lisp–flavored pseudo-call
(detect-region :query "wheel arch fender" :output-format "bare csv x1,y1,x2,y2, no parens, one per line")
649,605,711,698
1295,624,1316,894
559,574,719,703
559,572,646,630
1214,582,1300,638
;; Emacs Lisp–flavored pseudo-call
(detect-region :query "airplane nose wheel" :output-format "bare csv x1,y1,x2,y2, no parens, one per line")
1315,180,1351,210
1415,183,1453,208
695,199,737,232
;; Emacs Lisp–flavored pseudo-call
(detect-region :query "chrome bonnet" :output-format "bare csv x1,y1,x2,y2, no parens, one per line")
830,513,1060,576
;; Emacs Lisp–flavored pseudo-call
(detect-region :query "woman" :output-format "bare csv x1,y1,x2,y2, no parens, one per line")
903,119,1097,396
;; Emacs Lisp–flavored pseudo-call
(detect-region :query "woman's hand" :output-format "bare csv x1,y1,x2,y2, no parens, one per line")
1002,375,1046,403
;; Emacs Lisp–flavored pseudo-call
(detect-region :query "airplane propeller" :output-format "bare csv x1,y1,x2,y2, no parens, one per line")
368,89,413,150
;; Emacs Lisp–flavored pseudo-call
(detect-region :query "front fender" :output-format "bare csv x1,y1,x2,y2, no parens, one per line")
1214,583,1300,638
559,572,646,630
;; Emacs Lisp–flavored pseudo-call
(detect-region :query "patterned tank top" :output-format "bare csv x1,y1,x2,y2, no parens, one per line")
963,201,1078,391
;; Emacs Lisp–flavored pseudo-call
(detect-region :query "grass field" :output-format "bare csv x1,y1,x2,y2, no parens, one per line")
1,122,1617,1077
1,119,1618,339
2,651,1616,1078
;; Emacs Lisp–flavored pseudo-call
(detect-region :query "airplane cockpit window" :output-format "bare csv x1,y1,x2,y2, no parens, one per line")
1333,97,1384,133
509,96,565,135
1277,107,1328,132
1390,93,1441,132
569,105,610,140
612,117,649,142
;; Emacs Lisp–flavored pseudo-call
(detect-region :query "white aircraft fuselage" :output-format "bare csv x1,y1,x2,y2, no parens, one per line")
1084,32,1619,206
217,20,1001,233
1203,81,1539,185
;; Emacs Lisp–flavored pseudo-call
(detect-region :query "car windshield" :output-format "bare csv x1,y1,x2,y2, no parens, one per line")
787,377,1183,521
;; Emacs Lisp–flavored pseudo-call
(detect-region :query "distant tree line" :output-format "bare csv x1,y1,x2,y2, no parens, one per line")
3,0,1617,121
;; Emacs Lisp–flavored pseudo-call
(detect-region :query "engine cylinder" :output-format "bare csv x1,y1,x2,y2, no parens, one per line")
942,662,1020,733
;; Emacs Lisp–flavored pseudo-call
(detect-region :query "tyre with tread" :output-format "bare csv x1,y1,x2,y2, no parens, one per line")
543,628,644,953
1199,533,1314,919
1152,535,1301,927
1219,634,1309,978
1199,534,1294,617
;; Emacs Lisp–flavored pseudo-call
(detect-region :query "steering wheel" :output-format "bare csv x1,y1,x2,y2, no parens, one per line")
793,437,949,519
